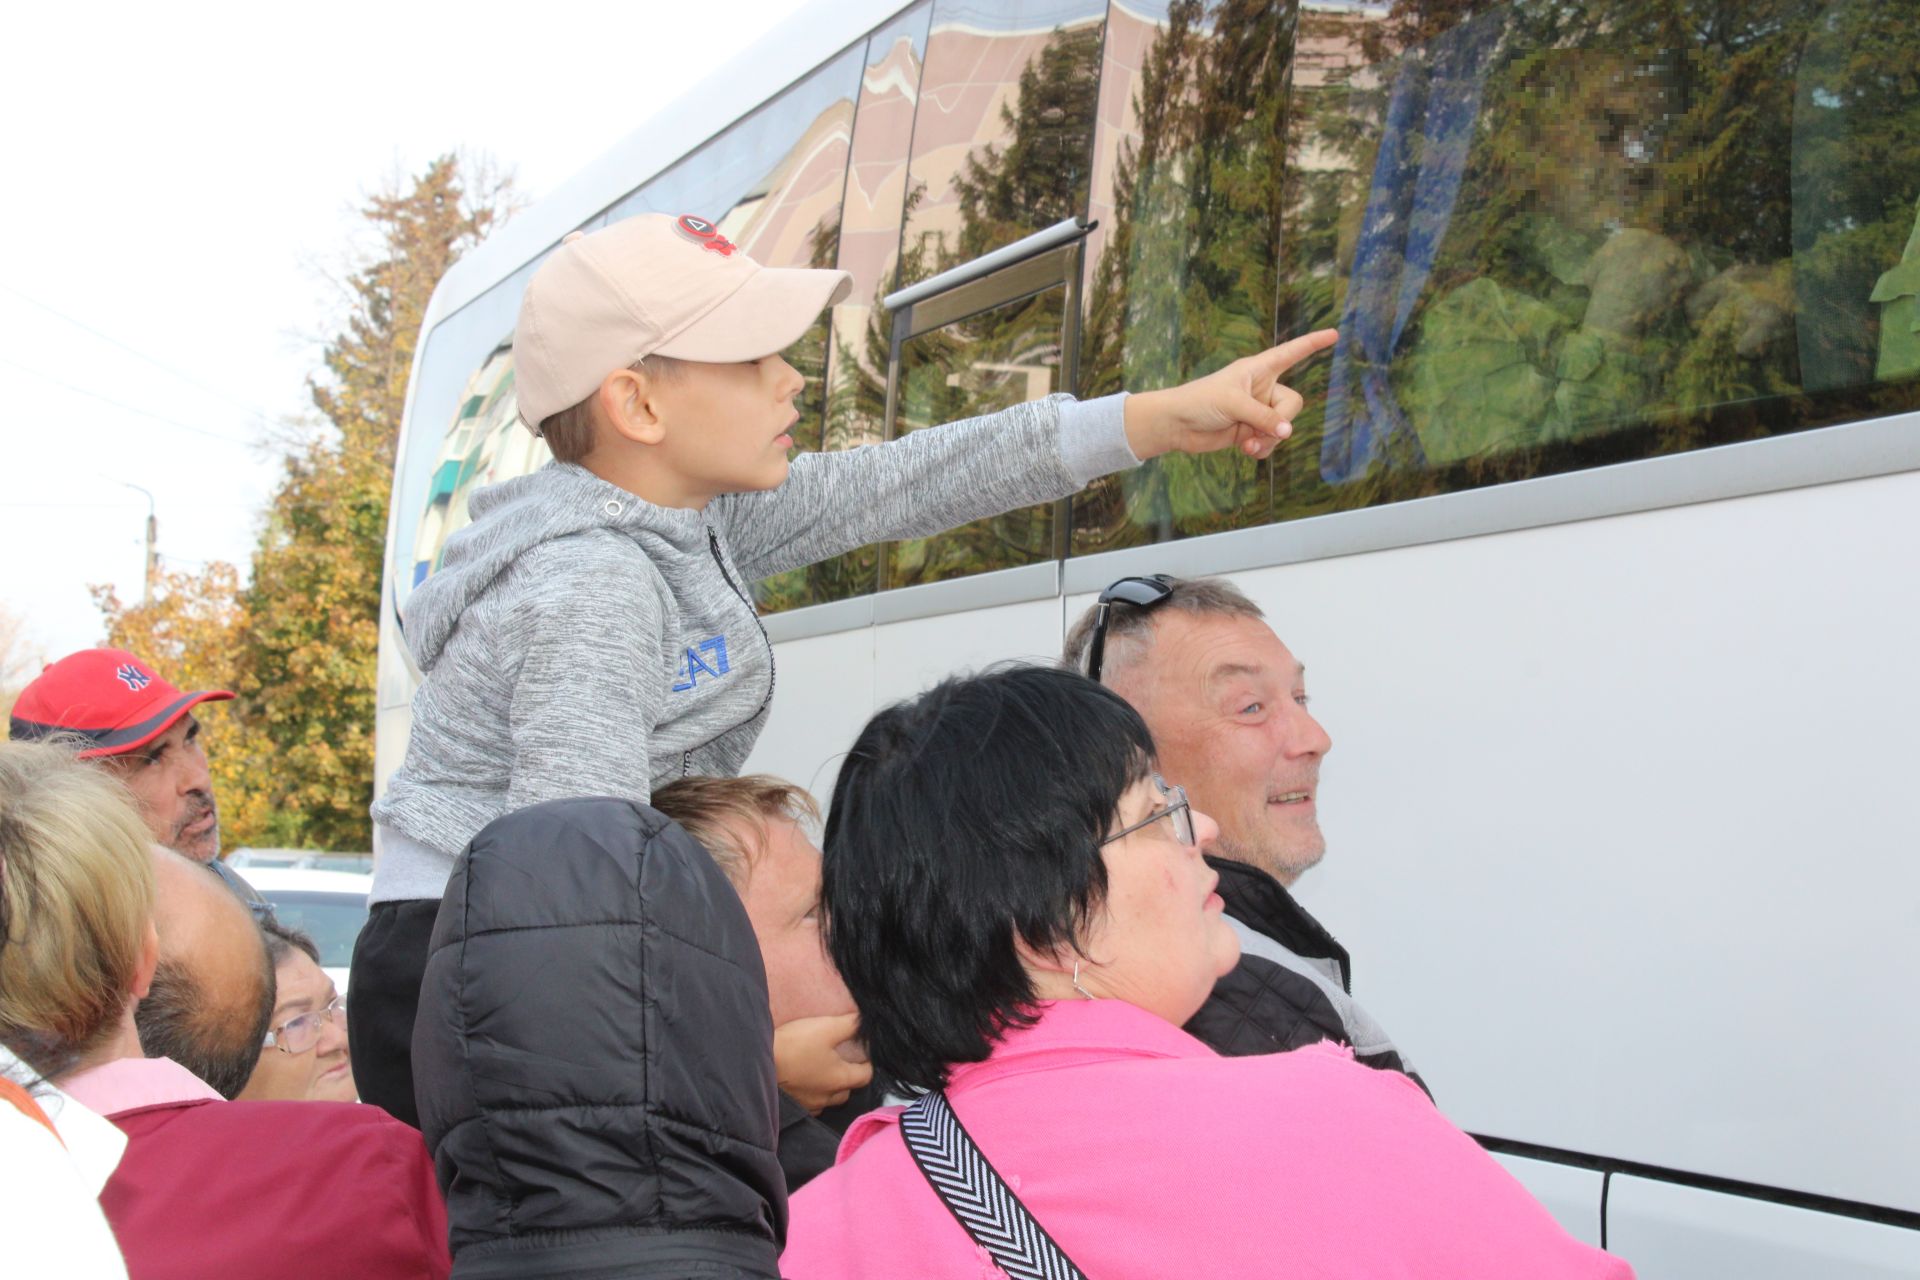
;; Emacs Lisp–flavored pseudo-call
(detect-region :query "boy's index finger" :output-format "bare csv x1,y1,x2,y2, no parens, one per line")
1253,328,1340,378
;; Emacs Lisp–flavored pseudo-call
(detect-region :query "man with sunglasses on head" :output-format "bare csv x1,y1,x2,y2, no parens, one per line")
10,648,232,864
1065,574,1423,1089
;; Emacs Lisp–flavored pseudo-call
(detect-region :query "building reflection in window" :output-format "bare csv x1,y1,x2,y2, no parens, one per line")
758,10,935,613
900,0,1108,286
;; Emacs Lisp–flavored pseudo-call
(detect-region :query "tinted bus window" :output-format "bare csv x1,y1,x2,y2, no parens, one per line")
889,286,1069,587
1273,0,1920,521
1072,0,1296,555
899,0,1108,285
1070,0,1920,554
760,4,936,613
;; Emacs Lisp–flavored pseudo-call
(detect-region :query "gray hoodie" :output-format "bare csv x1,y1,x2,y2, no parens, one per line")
369,392,1135,902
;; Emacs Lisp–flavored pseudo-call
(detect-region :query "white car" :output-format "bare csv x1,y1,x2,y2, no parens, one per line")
231,865,372,994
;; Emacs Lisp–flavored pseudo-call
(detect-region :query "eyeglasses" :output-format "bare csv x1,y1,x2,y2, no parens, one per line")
204,858,277,925
1084,574,1175,683
1100,775,1196,848
263,993,345,1055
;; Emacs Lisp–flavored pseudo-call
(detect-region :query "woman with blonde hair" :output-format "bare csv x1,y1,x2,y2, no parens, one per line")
1,739,451,1280
1,738,160,1280
0,737,162,1079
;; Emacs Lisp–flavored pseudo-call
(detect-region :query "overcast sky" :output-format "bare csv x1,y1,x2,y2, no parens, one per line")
1,0,806,667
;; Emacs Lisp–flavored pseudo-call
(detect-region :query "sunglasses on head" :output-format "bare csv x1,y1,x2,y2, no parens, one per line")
1084,574,1175,684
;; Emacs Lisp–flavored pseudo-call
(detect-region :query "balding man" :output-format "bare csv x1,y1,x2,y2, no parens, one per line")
9,648,230,862
1065,575,1421,1086
130,847,277,1098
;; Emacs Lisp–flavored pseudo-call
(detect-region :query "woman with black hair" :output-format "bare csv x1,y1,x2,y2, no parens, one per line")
782,665,1631,1279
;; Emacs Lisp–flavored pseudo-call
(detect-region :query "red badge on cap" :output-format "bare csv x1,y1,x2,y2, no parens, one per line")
674,214,740,257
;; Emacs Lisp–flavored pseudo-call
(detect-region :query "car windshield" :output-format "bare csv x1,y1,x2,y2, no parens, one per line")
258,891,369,969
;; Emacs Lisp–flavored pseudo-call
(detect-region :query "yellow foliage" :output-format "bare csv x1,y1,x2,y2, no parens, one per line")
90,155,515,852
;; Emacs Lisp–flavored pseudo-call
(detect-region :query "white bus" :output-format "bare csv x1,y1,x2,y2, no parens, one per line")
375,1,1920,1272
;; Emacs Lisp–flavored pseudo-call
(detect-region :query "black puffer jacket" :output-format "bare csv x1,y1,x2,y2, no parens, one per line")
414,797,785,1278
1184,856,1427,1094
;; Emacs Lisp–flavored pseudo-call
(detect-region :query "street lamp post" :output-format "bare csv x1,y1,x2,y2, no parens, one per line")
120,482,157,606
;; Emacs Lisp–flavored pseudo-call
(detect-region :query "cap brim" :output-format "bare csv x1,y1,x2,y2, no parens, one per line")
653,267,853,363
74,690,234,760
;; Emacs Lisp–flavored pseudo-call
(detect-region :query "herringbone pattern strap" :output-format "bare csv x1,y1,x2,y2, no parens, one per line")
899,1090,1089,1280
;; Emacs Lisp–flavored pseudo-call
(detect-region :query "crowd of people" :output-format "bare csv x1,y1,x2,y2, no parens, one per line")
1,212,1634,1277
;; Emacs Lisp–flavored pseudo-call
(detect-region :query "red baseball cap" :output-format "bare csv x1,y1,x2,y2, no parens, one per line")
8,649,233,760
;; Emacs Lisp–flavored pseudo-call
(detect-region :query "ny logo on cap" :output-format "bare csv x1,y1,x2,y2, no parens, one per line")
115,663,152,691
674,214,739,257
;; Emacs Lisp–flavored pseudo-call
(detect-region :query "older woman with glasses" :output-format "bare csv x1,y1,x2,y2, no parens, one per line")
782,665,1632,1279
238,919,355,1103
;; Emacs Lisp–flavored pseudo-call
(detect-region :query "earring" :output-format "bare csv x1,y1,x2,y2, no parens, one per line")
1072,959,1096,1001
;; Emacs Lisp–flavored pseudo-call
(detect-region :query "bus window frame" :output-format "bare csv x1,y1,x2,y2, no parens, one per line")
878,230,1092,590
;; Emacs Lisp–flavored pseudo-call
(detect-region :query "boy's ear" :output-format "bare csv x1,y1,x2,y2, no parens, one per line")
597,366,668,447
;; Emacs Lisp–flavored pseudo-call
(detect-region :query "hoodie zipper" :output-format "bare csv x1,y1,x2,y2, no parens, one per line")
682,526,777,776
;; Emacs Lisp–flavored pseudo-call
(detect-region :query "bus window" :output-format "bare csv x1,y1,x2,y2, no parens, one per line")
900,0,1108,283
1272,0,1920,515
406,340,549,590
1070,0,1920,557
887,285,1068,589
760,3,935,613
1071,0,1295,555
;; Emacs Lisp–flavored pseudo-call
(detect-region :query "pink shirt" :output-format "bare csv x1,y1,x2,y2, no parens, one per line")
783,1000,1632,1279
61,1058,221,1117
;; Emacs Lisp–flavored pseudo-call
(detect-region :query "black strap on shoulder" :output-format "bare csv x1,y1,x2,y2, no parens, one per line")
899,1090,1089,1280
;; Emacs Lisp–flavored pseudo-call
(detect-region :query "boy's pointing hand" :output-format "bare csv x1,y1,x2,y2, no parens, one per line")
1120,328,1340,462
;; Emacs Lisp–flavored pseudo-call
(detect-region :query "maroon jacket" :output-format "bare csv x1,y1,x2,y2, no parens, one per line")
100,1096,450,1280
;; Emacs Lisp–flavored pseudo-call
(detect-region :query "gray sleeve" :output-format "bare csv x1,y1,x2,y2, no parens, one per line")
717,392,1135,582
502,553,667,811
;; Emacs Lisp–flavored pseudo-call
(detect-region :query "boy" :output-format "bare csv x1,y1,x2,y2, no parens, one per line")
354,211,1336,1124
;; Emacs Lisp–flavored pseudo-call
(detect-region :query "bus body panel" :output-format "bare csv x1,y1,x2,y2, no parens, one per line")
736,468,1920,1215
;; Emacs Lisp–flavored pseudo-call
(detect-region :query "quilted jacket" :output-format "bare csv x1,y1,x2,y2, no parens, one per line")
1183,856,1427,1094
413,797,786,1278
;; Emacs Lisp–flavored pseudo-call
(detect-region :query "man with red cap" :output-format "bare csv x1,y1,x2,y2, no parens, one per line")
9,649,232,863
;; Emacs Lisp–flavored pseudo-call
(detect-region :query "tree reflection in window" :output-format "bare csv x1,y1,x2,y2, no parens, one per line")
1070,0,1920,556
1073,0,1296,555
1275,0,1920,523
889,288,1066,589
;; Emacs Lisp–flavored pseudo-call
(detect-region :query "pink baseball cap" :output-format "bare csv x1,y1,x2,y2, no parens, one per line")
512,212,853,434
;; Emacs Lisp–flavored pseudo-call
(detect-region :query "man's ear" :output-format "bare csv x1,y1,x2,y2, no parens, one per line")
597,366,668,446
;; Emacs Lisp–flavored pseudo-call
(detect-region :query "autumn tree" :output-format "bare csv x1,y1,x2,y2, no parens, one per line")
91,563,279,844
228,155,515,850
